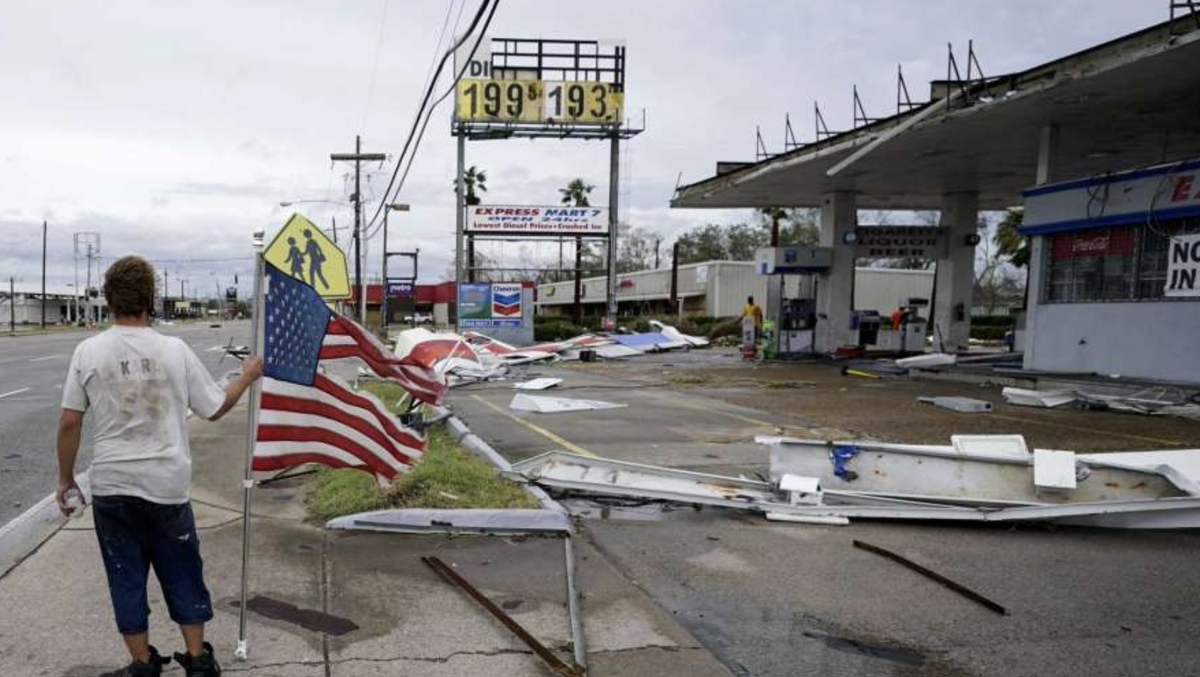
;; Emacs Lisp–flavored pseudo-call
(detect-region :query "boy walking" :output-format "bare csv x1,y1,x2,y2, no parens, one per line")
56,255,262,677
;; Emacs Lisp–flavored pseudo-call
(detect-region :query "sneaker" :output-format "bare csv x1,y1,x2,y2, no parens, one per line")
173,642,222,677
100,646,171,677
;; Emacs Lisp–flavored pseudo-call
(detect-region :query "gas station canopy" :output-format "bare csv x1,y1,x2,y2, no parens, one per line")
671,18,1200,211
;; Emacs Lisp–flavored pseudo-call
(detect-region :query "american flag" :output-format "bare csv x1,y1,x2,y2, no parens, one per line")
253,264,436,479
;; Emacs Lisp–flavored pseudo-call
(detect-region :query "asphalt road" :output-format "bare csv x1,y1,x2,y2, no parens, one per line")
0,321,250,527
449,359,1200,677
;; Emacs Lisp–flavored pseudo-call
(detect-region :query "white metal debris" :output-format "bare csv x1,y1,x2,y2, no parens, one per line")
649,320,711,348
895,352,957,369
951,434,1029,460
325,508,571,535
514,378,564,391
1033,449,1078,493
509,393,626,414
918,396,993,413
1002,387,1077,408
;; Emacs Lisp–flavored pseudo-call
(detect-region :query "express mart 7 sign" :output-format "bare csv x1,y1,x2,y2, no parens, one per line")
455,79,622,124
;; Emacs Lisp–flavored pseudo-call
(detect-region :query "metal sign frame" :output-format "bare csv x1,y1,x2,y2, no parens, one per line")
453,36,644,332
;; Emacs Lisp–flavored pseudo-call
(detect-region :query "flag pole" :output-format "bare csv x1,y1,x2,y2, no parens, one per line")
235,234,267,661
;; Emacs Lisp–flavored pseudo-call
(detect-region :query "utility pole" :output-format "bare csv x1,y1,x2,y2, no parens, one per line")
654,236,662,269
670,241,680,308
9,277,14,334
85,243,93,327
331,136,386,324
41,221,47,328
164,270,169,318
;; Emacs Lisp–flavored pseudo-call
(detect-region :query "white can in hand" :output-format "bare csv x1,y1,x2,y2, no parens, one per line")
64,488,85,520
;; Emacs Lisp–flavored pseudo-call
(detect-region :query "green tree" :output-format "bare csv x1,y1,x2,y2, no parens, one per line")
674,224,729,265
994,207,1029,268
559,178,594,207
617,226,659,273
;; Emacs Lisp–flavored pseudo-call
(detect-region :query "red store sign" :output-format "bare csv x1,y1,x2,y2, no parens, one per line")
1051,228,1135,260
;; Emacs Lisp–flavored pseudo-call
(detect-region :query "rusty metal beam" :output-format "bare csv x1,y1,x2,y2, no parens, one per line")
422,556,582,676
852,540,1007,615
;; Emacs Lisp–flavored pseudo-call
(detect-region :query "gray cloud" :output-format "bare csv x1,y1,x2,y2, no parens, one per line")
0,1,1165,289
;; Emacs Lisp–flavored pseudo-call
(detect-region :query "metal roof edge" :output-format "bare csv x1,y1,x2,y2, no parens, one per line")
672,16,1200,209
1022,158,1200,199
1018,203,1200,235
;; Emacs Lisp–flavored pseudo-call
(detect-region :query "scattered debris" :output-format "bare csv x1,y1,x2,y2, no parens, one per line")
510,393,626,414
612,332,690,352
515,443,1200,529
917,396,993,413
514,378,564,391
841,367,883,380
325,508,571,535
852,540,1007,615
422,556,582,677
895,353,957,369
1002,387,1077,408
649,320,710,347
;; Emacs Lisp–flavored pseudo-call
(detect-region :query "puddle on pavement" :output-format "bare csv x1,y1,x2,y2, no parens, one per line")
232,595,359,636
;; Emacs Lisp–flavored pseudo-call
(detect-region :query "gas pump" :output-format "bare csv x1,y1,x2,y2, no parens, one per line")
755,246,832,358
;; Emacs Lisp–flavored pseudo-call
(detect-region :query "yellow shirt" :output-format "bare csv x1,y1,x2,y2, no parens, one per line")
742,304,763,328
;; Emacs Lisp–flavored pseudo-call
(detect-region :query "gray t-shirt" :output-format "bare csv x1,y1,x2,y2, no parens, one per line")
62,325,226,504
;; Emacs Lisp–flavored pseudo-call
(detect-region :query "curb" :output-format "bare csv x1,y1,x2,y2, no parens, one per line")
445,413,565,514
0,475,89,579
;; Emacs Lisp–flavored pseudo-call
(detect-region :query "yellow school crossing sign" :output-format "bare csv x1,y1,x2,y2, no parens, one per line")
264,214,351,299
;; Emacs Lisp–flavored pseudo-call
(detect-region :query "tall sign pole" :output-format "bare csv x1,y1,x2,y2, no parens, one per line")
41,221,47,329
455,133,466,332
605,132,621,323
235,229,267,662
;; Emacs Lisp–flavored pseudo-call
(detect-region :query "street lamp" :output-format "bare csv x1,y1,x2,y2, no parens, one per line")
279,199,351,244
381,203,411,335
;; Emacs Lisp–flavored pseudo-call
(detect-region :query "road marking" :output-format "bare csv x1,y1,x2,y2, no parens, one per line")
989,413,1182,447
0,388,31,400
470,394,597,457
28,354,64,362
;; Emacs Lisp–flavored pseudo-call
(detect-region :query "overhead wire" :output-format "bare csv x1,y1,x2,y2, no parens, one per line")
359,0,392,136
362,0,495,232
364,0,500,242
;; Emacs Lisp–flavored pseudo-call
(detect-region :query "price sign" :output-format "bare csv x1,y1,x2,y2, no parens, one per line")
454,78,622,124
543,81,622,124
455,78,544,122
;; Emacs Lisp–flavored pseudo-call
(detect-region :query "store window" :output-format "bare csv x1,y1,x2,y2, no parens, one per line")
1044,218,1200,303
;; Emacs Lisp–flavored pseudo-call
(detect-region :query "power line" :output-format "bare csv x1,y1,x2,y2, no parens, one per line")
359,0,391,135
364,0,500,241
362,0,496,232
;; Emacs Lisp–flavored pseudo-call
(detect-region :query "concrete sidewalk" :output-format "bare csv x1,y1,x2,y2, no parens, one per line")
0,402,734,676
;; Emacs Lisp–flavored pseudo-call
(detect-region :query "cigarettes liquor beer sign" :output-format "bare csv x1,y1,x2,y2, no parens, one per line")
466,205,610,236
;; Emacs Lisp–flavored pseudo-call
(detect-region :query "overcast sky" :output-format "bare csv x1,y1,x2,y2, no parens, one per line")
0,1,1165,295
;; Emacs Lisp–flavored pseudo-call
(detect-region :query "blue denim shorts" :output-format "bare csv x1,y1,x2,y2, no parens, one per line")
92,495,214,634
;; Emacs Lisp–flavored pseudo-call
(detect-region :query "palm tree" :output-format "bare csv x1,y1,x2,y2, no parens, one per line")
559,178,594,207
758,207,787,247
994,207,1028,268
453,165,487,206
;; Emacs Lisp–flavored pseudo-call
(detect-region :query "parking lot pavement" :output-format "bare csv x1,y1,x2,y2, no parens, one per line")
447,356,1200,677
